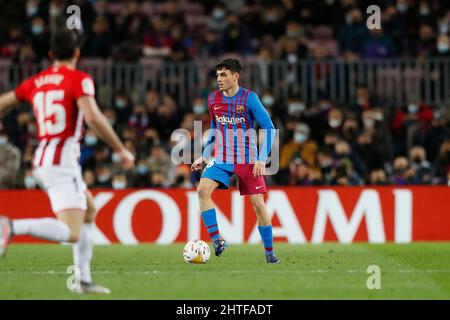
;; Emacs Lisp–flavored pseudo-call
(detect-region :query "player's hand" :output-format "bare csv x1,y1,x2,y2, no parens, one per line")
118,148,135,169
253,161,266,178
191,157,204,171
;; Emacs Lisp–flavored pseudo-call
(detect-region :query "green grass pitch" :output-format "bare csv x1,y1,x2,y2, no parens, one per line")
1,243,450,299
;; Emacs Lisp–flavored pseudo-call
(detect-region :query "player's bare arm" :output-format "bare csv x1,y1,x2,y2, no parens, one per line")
0,91,19,115
77,96,135,169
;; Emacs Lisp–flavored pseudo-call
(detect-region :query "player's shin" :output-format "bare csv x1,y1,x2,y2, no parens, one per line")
11,218,70,242
72,223,94,284
258,225,274,256
201,208,221,241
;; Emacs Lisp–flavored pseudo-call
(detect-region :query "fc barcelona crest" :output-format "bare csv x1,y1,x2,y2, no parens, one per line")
236,105,245,113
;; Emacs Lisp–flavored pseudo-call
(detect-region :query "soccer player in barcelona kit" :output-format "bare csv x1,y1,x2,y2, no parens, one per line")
0,29,135,293
191,59,280,263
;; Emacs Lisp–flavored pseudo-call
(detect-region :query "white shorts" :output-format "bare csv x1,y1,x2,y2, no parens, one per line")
33,166,87,213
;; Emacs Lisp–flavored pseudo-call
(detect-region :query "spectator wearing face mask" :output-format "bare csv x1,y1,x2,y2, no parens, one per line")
326,107,344,132
428,34,450,101
133,158,150,187
284,97,306,124
111,172,128,190
430,34,450,58
280,123,318,170
339,8,368,57
29,16,49,60
192,98,207,116
0,129,21,189
80,128,98,166
408,145,433,184
207,3,228,33
22,167,37,189
95,164,113,188
113,92,132,124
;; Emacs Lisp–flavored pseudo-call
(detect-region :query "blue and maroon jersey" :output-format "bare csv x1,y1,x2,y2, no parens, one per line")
202,87,275,164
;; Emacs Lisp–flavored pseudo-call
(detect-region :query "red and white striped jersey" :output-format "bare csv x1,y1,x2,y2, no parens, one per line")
15,65,95,168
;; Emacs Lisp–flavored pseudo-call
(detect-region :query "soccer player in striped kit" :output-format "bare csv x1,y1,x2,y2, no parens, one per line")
191,59,280,263
0,29,135,293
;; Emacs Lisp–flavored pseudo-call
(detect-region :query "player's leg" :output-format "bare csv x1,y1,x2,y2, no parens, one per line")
248,194,280,264
197,178,224,242
198,161,233,256
197,177,220,213
0,212,79,258
3,168,81,248
71,190,95,285
70,190,110,294
234,164,280,263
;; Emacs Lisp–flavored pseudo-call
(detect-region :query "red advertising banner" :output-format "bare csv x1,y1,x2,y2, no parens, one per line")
1,186,449,244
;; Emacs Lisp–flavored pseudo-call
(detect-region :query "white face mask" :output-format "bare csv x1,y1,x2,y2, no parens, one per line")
420,7,430,16
288,102,306,115
213,9,225,20
262,95,275,107
408,104,419,113
24,176,37,189
294,132,307,144
111,152,121,163
193,104,205,115
396,3,408,13
329,119,342,128
363,118,375,128
0,136,7,144
84,135,97,146
97,174,111,183
438,43,449,53
112,180,126,190
374,112,384,121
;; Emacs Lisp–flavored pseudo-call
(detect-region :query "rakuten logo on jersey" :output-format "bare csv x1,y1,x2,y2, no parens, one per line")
215,115,246,125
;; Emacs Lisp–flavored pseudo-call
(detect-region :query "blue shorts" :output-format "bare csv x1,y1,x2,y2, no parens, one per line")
201,160,267,195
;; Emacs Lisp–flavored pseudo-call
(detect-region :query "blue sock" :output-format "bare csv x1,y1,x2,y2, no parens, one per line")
258,225,274,255
201,208,220,241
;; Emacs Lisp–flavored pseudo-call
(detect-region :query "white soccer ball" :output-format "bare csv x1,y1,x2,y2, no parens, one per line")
183,239,211,264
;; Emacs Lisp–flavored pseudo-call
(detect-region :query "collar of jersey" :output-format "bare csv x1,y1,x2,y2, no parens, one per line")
221,86,242,100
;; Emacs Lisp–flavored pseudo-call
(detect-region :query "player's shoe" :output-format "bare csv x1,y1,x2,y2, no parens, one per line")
71,281,111,294
0,216,12,258
213,238,229,257
266,253,280,264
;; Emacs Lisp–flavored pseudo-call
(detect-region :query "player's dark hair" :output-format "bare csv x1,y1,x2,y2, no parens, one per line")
50,29,79,60
216,59,242,74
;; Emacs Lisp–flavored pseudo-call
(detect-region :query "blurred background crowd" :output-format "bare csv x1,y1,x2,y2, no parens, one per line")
0,0,449,189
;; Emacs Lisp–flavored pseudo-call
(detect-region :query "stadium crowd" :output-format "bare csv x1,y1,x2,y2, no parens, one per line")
0,0,450,189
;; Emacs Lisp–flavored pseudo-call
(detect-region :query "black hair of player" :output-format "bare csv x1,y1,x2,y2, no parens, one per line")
50,29,79,60
216,59,242,74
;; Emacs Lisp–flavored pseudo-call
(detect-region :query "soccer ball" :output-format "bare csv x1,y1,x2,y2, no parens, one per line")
183,239,211,264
